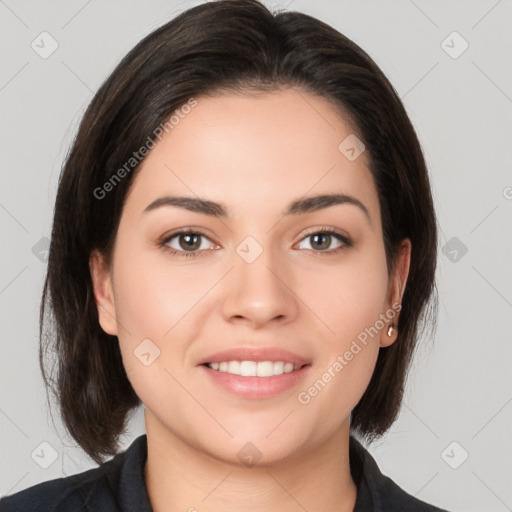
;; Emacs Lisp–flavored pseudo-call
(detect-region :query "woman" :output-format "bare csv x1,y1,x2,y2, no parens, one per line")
0,0,449,510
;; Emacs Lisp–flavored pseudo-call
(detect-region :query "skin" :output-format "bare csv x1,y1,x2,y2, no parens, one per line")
90,88,411,512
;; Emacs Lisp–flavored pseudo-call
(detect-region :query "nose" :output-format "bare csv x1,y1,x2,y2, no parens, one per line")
221,241,299,329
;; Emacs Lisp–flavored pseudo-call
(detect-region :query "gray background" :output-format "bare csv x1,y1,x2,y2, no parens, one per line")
1,1,511,510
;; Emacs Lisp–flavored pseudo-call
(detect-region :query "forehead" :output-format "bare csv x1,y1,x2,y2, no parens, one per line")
126,89,378,220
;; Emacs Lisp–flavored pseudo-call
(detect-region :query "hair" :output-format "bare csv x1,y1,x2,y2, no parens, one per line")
40,0,438,464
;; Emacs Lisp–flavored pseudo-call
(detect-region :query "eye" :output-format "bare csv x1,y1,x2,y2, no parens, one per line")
296,228,351,254
159,230,218,258
159,227,351,258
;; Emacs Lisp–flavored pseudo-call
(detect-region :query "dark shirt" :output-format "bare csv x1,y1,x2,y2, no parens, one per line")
0,434,450,511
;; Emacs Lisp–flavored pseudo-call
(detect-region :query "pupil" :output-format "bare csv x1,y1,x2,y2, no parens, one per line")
313,234,329,250
181,234,200,250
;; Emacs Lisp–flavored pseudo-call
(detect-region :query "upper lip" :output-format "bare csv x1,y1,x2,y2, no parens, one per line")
197,347,311,367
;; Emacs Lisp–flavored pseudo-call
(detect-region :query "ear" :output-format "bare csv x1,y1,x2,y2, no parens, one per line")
380,239,411,347
89,250,118,336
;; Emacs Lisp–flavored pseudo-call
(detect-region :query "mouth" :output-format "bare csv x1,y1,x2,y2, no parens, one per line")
197,346,312,398
201,360,308,377
199,360,312,399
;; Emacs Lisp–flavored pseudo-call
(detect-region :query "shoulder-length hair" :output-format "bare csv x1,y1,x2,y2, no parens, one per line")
41,0,437,464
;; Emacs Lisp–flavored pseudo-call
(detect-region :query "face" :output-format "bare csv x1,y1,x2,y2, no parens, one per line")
90,88,410,465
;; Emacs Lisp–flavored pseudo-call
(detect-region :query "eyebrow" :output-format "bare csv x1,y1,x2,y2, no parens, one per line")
143,193,370,221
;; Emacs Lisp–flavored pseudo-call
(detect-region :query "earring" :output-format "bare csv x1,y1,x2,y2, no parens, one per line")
387,324,395,337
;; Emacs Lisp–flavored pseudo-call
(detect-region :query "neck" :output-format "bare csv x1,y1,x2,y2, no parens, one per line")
144,411,358,512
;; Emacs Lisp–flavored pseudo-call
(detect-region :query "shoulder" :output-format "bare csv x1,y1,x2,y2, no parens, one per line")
0,466,113,512
349,435,452,512
0,436,147,512
367,470,450,512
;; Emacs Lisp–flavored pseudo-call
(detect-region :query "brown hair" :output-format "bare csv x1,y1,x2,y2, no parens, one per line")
41,0,437,464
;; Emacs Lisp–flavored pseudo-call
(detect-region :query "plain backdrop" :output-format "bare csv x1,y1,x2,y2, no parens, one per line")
1,1,511,511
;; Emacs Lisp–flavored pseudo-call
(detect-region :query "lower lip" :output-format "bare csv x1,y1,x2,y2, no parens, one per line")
199,364,312,399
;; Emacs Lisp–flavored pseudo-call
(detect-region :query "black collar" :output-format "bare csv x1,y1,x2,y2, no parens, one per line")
109,434,447,511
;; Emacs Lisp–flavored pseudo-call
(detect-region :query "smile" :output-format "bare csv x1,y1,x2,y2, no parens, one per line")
200,362,311,399
204,360,303,377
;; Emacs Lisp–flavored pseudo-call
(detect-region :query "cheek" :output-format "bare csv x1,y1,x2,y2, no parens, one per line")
297,340,379,443
291,244,388,419
109,246,197,402
295,262,386,433
302,244,390,348
109,240,223,386
111,244,203,339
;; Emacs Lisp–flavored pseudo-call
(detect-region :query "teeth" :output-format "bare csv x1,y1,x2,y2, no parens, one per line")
284,363,294,374
240,361,257,376
206,360,302,377
228,361,241,375
273,361,284,375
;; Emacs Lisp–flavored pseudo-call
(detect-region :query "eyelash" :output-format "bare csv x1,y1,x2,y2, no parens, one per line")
158,227,352,258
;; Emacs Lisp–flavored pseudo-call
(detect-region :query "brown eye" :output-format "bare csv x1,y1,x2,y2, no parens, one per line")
177,233,202,251
296,229,351,254
310,233,332,251
160,230,218,258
